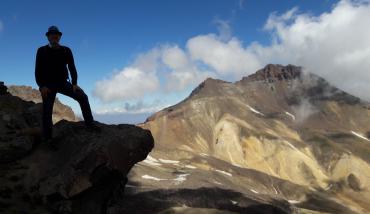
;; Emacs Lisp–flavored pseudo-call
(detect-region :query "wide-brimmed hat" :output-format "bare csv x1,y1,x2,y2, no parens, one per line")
45,25,62,36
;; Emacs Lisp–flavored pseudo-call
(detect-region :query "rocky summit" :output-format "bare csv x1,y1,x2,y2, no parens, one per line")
0,83,154,214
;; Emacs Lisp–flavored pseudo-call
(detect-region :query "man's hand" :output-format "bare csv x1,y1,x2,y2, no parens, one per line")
40,87,51,98
72,84,81,93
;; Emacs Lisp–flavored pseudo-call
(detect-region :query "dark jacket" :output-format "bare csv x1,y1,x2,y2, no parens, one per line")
35,44,78,88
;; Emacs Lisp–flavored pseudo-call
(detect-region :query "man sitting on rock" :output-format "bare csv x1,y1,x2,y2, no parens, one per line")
35,25,99,145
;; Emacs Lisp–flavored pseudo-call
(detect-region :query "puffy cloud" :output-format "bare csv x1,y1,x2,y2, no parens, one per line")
187,34,262,77
162,46,215,91
93,45,216,102
93,67,160,102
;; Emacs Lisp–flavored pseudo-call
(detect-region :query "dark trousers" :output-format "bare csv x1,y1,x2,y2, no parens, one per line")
40,82,94,139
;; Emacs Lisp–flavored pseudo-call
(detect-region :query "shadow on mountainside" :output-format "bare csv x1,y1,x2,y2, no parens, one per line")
109,186,291,214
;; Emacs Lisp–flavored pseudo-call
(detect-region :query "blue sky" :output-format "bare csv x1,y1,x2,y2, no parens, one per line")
3,0,370,124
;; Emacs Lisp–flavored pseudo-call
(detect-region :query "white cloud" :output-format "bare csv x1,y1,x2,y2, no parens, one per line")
95,100,169,114
94,0,370,108
187,34,262,77
93,67,160,102
94,44,216,102
162,46,215,91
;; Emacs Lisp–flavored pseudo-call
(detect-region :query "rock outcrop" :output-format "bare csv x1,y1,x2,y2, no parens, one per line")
7,85,78,123
0,82,154,214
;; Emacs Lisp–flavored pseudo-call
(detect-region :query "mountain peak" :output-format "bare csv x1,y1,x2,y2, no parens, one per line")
241,64,302,83
188,77,230,98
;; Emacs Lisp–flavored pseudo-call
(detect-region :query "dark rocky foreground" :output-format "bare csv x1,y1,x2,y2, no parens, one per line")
0,82,154,213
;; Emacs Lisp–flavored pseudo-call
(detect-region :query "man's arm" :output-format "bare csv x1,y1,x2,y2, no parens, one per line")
35,47,45,88
66,47,78,85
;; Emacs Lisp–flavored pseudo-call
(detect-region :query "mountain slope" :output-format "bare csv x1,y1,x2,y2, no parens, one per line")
7,85,78,123
129,64,370,214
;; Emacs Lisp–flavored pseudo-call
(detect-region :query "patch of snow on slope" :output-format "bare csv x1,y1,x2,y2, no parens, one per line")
158,158,180,164
142,175,167,181
232,163,242,167
288,200,301,204
285,141,300,152
230,200,238,205
285,111,295,120
185,165,197,169
215,169,232,177
250,189,259,194
325,184,333,191
143,155,162,166
174,173,190,185
284,141,310,158
247,105,264,116
351,131,370,142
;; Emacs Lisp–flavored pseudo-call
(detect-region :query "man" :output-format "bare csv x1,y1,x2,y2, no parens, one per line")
35,25,99,144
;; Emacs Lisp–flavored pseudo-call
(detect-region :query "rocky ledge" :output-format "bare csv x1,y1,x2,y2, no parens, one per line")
0,82,154,214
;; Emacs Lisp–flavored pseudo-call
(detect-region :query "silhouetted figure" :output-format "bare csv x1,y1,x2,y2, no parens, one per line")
35,26,99,143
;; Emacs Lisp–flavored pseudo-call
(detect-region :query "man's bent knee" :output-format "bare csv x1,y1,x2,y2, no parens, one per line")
76,91,88,102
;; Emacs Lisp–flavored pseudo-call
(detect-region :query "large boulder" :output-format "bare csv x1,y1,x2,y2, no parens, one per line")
0,82,154,214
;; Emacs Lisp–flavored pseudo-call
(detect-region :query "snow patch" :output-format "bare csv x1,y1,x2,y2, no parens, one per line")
200,153,209,156
250,189,259,194
285,141,300,152
174,173,190,181
325,184,333,191
143,155,162,166
174,173,190,185
215,169,232,177
214,181,223,185
231,163,242,167
285,111,296,120
230,200,238,205
288,200,301,204
158,158,180,164
247,105,264,116
184,164,197,169
142,175,167,181
351,131,370,142
272,185,279,195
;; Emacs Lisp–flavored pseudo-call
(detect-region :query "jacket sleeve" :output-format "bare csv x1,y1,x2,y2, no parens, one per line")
35,47,45,88
66,47,78,85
